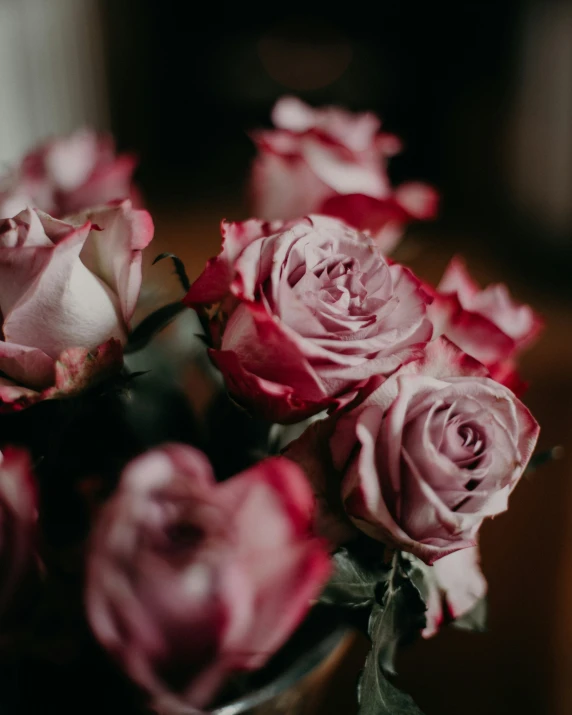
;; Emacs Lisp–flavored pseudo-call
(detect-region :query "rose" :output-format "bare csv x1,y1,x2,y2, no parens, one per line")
414,546,487,638
185,215,432,423
0,200,154,409
250,96,438,252
0,448,38,622
428,257,542,392
286,339,539,564
0,129,138,218
86,444,330,711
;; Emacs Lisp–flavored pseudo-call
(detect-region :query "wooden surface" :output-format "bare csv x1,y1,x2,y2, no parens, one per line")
150,203,572,715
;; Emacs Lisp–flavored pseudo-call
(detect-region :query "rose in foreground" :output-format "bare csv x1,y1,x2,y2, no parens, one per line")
86,444,330,711
287,339,539,564
185,215,432,423
0,129,138,218
428,257,542,392
0,200,153,410
0,449,38,622
251,96,437,252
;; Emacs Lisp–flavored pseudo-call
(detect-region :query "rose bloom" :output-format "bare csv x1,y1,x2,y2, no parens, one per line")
287,339,539,564
0,448,38,621
0,129,138,218
185,215,432,423
86,444,330,711
417,546,487,638
428,257,543,392
0,200,153,409
251,96,438,253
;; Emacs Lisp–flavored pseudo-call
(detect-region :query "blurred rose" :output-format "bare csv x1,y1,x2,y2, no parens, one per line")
250,96,437,252
287,339,539,564
418,546,487,638
0,200,153,409
86,444,330,711
185,215,432,423
0,448,38,621
0,130,138,218
428,257,542,391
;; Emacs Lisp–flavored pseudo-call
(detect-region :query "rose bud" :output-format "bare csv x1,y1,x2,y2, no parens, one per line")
417,546,487,638
185,215,432,423
86,444,330,711
286,339,539,564
428,257,543,392
0,129,138,218
0,200,153,410
0,448,39,623
250,96,437,252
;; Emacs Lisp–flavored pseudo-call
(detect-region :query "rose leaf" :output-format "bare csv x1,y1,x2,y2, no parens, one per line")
320,548,391,609
358,602,424,715
125,301,188,354
357,554,427,715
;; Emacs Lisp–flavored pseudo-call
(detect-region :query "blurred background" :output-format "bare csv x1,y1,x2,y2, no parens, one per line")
1,1,572,713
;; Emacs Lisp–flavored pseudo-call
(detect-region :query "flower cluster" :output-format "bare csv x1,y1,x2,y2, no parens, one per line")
0,102,544,715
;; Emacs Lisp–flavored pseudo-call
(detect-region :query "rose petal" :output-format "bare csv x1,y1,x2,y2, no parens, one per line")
72,200,154,322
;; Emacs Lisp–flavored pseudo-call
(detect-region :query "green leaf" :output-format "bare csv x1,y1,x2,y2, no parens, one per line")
374,566,426,676
320,548,391,609
452,596,487,633
125,301,187,354
359,603,424,715
357,553,427,715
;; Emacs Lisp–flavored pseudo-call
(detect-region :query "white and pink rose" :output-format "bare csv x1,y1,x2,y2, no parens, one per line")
287,339,539,564
251,96,438,253
0,129,139,218
86,444,330,711
185,215,432,423
428,257,543,393
0,200,154,410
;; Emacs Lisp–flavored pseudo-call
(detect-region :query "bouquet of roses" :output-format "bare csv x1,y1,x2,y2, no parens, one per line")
0,96,543,715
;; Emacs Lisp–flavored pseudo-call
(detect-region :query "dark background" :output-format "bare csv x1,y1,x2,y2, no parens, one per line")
102,0,572,292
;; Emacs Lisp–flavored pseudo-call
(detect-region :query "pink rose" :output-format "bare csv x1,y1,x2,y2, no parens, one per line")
0,129,138,218
288,339,539,564
250,96,437,252
185,215,432,423
428,257,543,390
0,448,38,621
86,444,330,711
0,200,153,410
418,546,487,638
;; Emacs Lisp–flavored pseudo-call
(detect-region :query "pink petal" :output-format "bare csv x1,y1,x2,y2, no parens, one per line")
394,182,440,220
185,219,268,305
44,129,100,191
73,200,154,322
210,348,331,424
271,96,319,133
0,342,54,389
60,154,138,215
301,138,387,197
3,222,127,358
251,152,332,221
